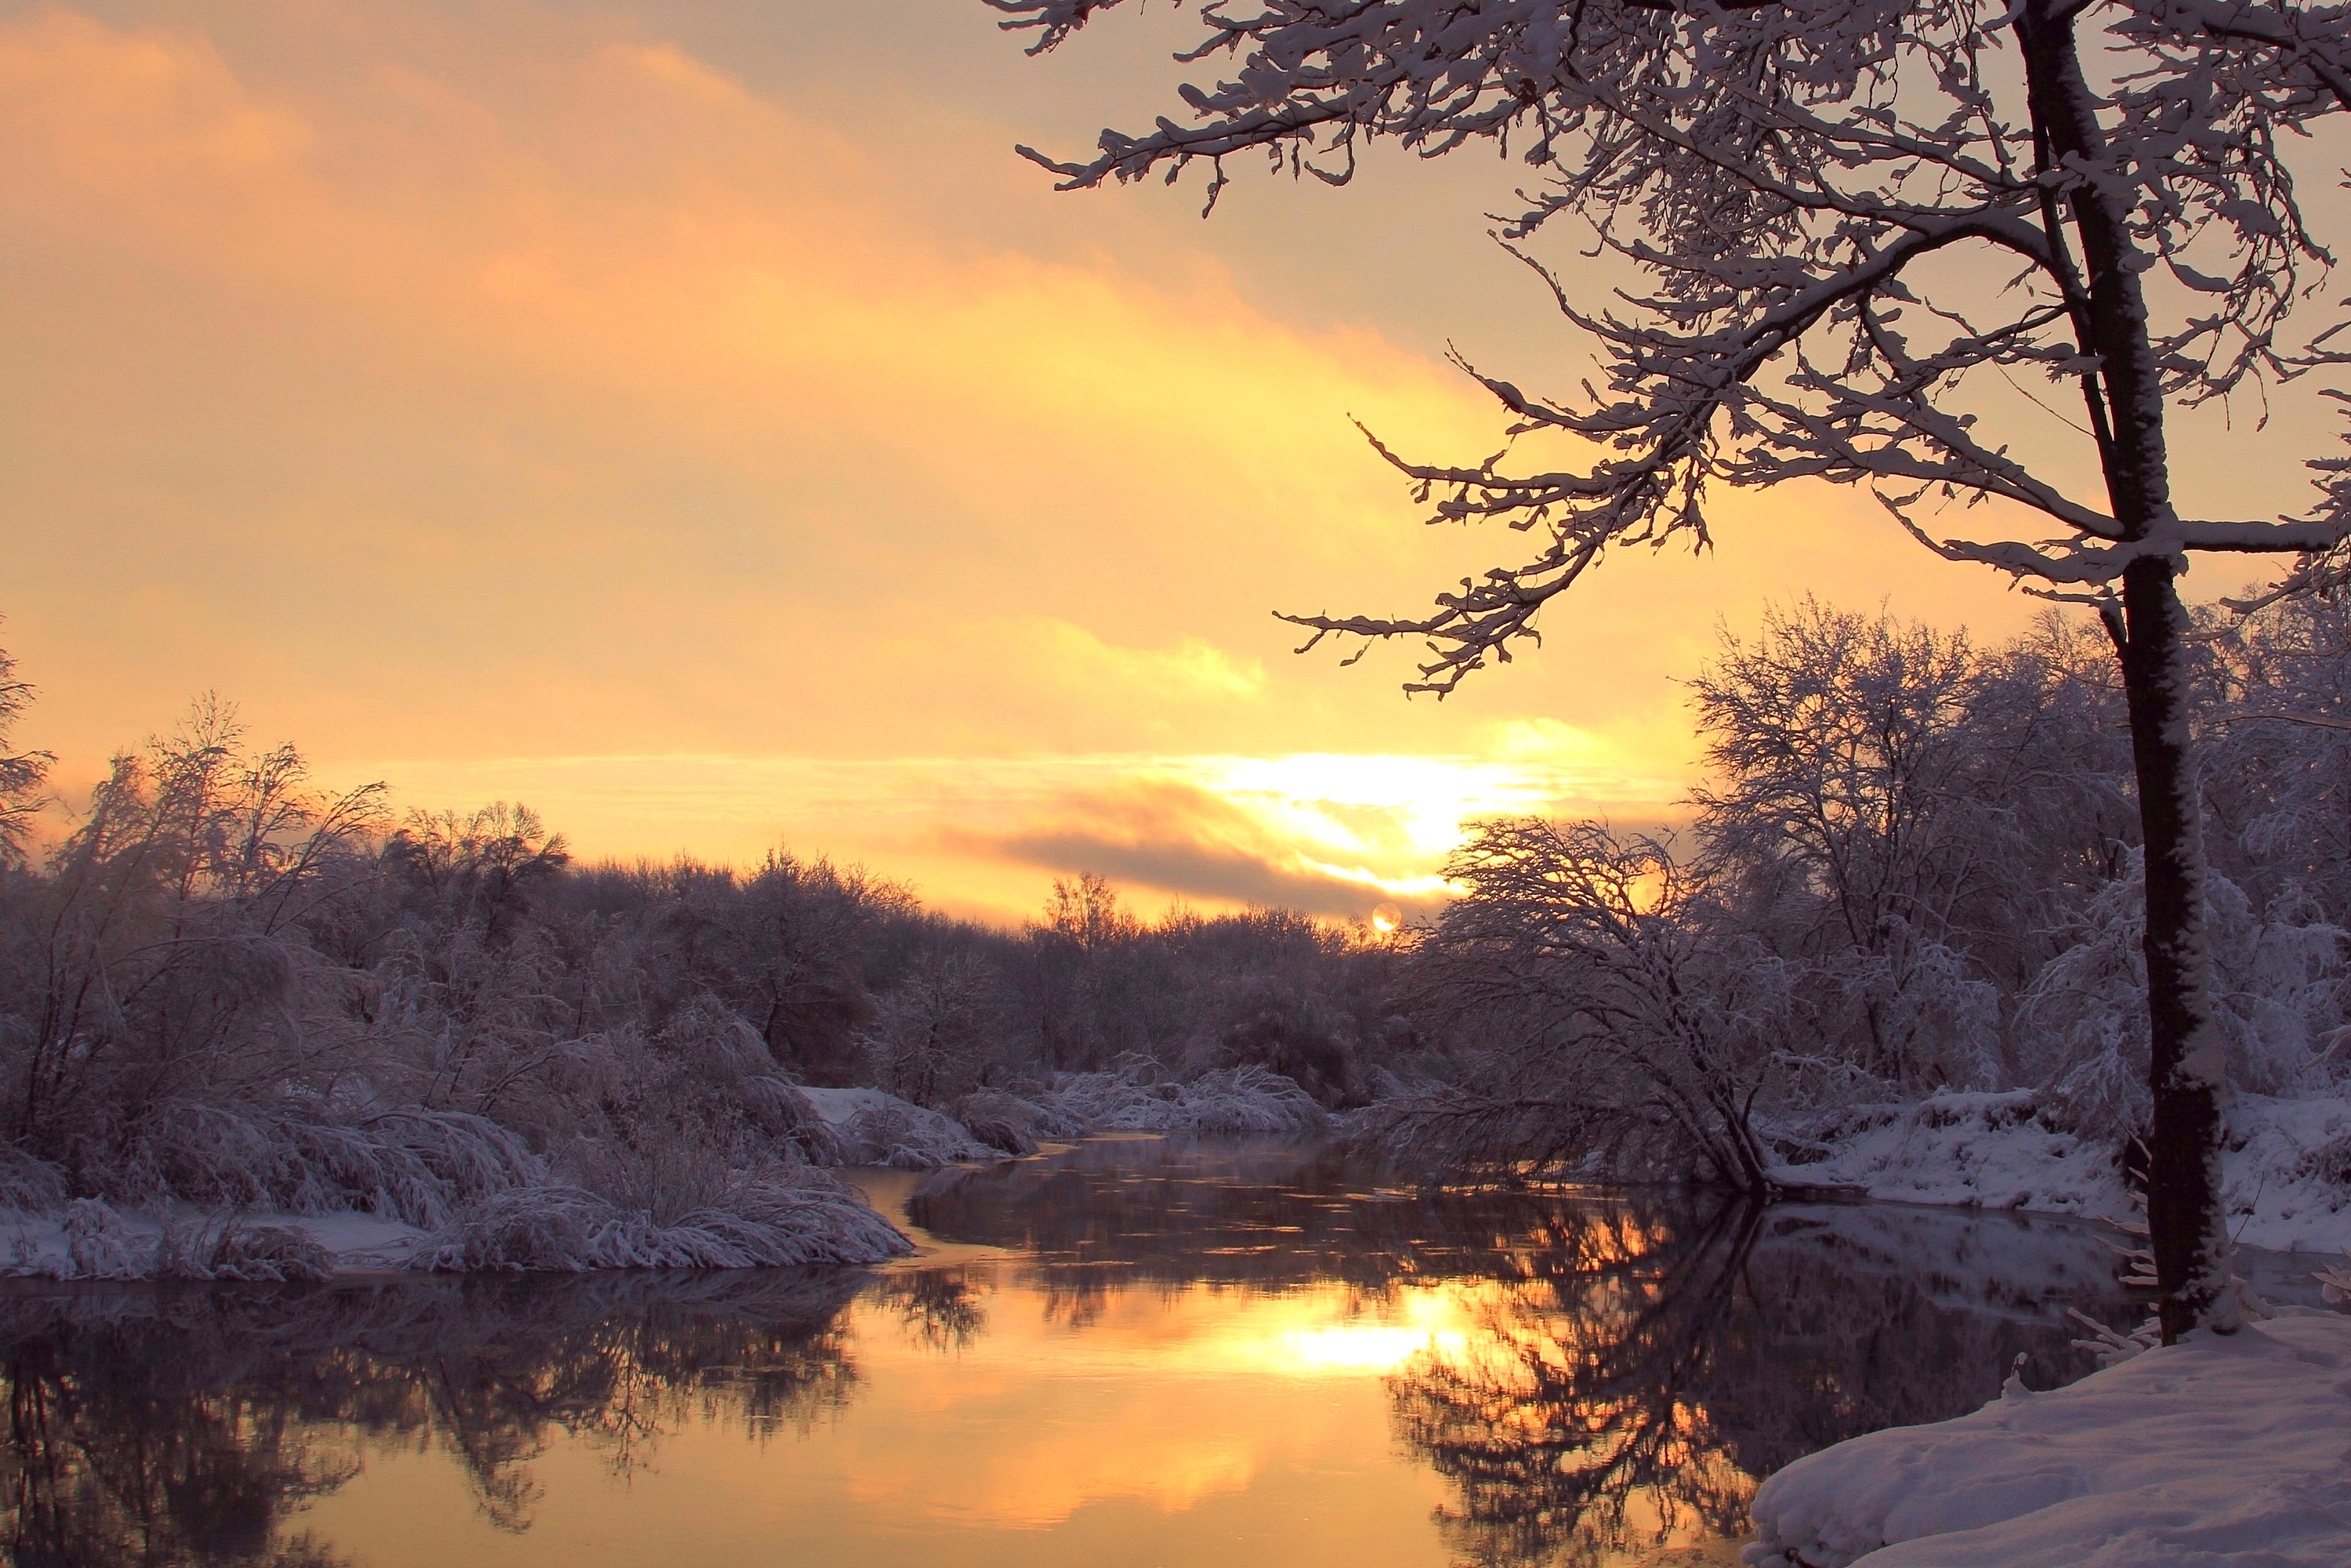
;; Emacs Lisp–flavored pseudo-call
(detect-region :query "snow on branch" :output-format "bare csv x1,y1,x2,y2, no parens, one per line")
998,0,2351,691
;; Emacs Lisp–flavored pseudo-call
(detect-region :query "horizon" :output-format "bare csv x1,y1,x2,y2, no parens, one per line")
2,0,2307,925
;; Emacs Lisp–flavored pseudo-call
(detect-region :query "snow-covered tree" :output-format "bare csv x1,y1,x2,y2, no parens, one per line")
0,634,49,865
991,0,2351,1338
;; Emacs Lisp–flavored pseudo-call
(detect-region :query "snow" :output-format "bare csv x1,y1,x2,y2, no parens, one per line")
798,1087,1010,1168
1769,1092,2132,1219
1773,1090,2351,1255
0,1165,910,1278
1038,1063,1328,1134
1744,1309,2351,1568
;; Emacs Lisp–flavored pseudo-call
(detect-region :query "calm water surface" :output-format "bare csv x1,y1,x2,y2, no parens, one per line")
4,1137,2192,1566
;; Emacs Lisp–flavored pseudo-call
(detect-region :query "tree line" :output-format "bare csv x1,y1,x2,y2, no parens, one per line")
0,655,1406,1236
1374,591,2351,1193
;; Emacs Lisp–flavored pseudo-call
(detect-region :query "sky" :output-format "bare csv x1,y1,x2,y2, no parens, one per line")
0,0,2331,925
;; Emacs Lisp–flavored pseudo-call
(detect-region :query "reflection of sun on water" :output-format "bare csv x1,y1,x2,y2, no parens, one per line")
1204,1284,1489,1378
1271,1323,1465,1371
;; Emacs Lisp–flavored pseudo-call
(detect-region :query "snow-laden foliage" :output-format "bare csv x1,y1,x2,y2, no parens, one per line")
2022,853,2349,1136
18,1202,337,1283
1370,593,2351,1201
800,1087,1011,1168
1037,1060,1330,1134
415,1166,909,1272
1364,819,1790,1185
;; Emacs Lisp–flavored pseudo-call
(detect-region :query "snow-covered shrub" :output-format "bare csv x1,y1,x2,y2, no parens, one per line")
2020,852,2349,1138
154,1215,335,1282
114,1104,545,1229
800,1087,1005,1168
418,1166,907,1272
1179,973,1364,1106
60,1199,140,1280
1038,1062,1327,1135
860,952,1002,1110
951,1089,1045,1155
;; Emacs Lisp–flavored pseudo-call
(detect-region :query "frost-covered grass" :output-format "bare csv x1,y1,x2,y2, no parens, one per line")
1037,1063,1328,1134
414,1166,909,1271
1744,1309,2351,1567
790,1068,1331,1167
799,1087,1010,1169
0,1163,910,1279
1767,1089,2351,1255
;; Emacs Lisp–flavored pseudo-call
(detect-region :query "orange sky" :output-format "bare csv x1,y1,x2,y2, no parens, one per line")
1,0,2323,924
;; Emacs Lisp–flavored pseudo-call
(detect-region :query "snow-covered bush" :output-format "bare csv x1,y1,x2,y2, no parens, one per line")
2020,852,2349,1139
1038,1061,1327,1135
950,1089,1045,1155
416,1166,908,1272
860,952,1002,1110
801,1087,1008,1168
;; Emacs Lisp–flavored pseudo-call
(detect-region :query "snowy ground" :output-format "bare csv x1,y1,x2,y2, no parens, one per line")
1771,1090,2351,1255
1744,1308,2351,1567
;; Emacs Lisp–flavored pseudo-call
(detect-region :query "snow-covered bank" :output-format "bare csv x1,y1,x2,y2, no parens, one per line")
1772,1090,2351,1254
1744,1309,2351,1567
0,1070,1339,1280
0,1166,911,1279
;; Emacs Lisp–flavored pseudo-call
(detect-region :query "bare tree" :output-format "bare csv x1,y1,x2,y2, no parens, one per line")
991,0,2351,1338
1384,820,1788,1187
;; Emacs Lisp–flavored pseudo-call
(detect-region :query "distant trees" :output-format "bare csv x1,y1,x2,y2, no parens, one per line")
0,651,1410,1237
1381,593,2351,1201
9,579,2351,1254
991,0,2351,1339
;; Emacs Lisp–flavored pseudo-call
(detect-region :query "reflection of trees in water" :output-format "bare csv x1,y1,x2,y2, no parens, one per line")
907,1135,1610,1327
882,1269,987,1352
0,1269,863,1566
915,1141,2139,1566
1386,1200,2132,1568
0,1143,2150,1568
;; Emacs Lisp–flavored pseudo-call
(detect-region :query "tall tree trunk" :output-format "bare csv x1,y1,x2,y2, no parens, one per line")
2021,0,2235,1340
2117,561,2237,1341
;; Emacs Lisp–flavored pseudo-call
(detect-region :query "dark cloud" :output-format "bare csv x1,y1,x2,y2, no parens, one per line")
936,776,1441,922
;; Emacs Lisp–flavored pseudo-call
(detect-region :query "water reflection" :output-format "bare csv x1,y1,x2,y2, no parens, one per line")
0,1270,863,1565
0,1140,2163,1567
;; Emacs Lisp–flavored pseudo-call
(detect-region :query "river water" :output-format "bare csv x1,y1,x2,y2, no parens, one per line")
0,1135,2233,1567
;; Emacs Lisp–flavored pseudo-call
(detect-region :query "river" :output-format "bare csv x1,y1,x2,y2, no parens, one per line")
0,1135,2260,1566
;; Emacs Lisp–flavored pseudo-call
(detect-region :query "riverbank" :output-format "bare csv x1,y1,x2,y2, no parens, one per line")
1744,1308,2351,1566
1771,1089,2351,1255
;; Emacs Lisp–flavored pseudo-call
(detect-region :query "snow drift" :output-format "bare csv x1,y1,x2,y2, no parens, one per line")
1744,1309,2351,1567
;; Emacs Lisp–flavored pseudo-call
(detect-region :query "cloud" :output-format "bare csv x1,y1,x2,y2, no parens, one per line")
946,777,1429,919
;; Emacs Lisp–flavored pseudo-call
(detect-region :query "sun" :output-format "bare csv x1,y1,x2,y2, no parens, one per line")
1370,902,1404,935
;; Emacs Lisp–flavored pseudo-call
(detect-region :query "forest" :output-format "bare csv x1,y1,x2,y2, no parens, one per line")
2,582,2349,1276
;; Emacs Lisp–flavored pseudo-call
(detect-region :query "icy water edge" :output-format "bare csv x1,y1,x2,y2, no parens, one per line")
0,1135,2242,1567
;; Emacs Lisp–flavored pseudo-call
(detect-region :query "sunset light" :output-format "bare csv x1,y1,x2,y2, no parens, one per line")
9,2,2351,1565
